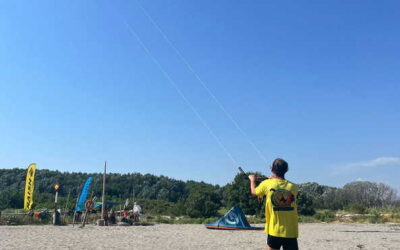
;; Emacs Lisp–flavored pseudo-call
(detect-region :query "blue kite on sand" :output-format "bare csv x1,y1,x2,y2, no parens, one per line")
205,206,264,230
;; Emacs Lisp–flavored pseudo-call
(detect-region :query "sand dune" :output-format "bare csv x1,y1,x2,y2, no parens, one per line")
1,223,399,250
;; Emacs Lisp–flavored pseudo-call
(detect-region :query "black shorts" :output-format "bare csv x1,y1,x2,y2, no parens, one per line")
267,234,298,250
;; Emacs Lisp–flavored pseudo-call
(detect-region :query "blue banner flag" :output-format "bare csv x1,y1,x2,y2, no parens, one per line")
76,177,93,211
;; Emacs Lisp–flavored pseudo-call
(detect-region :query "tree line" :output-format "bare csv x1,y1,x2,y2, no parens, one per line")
297,181,399,215
0,168,398,217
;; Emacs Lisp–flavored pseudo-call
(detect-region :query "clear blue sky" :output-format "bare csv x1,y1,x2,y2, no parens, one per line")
1,1,399,191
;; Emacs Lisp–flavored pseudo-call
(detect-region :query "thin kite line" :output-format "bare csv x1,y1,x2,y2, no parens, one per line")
135,1,268,164
125,22,238,165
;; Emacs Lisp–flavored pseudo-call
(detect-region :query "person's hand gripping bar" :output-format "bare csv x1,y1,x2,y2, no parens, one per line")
238,167,268,181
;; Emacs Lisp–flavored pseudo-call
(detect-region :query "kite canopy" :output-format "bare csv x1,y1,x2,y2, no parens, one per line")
205,206,264,230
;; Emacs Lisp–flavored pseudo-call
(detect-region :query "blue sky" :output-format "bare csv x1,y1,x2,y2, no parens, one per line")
0,1,399,191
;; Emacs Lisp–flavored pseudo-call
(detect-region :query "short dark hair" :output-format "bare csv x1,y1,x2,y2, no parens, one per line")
271,158,288,178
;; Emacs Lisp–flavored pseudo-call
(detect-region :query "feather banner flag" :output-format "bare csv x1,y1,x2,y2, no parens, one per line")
24,163,37,211
76,177,93,211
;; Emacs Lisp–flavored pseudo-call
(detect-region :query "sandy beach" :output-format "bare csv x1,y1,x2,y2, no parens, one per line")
1,223,399,250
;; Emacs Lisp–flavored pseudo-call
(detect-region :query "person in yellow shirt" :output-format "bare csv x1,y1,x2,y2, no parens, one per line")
249,158,299,250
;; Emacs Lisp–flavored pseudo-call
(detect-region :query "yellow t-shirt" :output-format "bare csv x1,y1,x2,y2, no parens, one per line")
255,178,298,238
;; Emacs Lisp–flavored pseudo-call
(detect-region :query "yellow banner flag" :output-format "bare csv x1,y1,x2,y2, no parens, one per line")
24,163,36,211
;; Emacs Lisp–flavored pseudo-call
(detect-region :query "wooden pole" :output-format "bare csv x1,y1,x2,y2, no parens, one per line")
63,189,71,224
101,161,106,220
80,210,88,228
53,190,58,225
72,186,82,227
98,161,108,226
53,184,60,225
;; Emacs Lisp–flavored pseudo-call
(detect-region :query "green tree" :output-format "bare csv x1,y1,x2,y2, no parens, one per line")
223,173,264,216
185,185,221,218
297,192,315,216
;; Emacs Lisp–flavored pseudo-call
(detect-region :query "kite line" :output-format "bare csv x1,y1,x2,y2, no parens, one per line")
125,23,238,165
135,1,268,165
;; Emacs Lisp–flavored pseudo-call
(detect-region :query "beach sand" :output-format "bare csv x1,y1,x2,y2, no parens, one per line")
1,223,399,250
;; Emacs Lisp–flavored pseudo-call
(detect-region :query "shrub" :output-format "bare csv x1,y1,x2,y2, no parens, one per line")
153,216,174,224
0,214,51,225
347,204,367,214
247,216,265,224
314,211,335,222
298,216,318,223
201,217,219,224
368,211,385,224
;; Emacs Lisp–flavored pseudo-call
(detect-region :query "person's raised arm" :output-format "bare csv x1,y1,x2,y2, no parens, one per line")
249,175,257,196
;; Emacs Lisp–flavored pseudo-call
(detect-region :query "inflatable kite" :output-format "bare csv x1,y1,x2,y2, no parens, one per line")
205,206,264,230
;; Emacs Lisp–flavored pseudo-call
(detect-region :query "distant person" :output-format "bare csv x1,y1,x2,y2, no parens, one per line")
102,207,109,224
133,202,142,222
109,209,116,224
249,158,299,250
121,210,129,218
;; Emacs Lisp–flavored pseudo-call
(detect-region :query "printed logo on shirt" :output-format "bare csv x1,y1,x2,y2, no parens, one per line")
270,188,295,211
